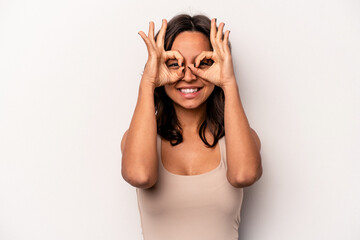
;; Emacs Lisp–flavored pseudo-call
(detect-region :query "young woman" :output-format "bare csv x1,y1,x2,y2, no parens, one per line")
121,14,262,240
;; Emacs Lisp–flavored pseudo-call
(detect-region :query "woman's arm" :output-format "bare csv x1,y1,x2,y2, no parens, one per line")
222,81,262,188
121,19,184,189
189,19,262,188
121,81,158,189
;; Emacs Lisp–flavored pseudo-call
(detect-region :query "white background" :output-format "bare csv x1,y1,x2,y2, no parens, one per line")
1,0,359,239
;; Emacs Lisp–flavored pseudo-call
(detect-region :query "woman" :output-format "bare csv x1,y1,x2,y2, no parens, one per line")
121,14,262,240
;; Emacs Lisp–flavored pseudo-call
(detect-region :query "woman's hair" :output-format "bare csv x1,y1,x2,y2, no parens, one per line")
154,14,227,148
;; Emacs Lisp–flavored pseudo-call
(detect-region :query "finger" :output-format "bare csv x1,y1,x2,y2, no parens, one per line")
164,50,184,64
188,65,206,79
177,66,185,76
223,30,230,52
210,18,217,47
167,66,185,84
174,66,185,81
216,22,225,41
138,31,153,53
156,19,167,48
148,21,156,46
194,51,213,68
138,31,148,43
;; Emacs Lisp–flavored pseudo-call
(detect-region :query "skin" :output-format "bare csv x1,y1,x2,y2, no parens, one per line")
121,18,262,189
161,31,219,176
164,31,215,111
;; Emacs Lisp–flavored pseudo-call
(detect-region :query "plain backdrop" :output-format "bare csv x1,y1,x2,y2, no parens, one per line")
1,0,359,239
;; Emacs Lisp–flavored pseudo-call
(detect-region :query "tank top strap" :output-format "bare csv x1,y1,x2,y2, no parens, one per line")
156,134,161,163
218,136,227,169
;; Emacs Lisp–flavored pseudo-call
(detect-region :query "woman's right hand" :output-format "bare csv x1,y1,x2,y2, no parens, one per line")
138,19,185,87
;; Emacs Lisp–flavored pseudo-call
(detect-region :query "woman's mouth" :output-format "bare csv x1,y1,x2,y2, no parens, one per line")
177,87,203,98
179,88,200,93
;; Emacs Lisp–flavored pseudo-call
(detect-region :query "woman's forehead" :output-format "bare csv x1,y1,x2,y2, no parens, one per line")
171,31,211,58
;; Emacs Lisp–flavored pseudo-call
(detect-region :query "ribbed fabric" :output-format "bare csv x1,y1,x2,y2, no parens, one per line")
136,135,243,240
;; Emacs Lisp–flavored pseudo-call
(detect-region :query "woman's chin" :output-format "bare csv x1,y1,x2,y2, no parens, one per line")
173,101,206,111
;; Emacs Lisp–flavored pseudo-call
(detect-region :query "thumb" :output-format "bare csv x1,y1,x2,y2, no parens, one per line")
169,66,185,84
177,66,185,78
174,66,185,80
188,65,206,79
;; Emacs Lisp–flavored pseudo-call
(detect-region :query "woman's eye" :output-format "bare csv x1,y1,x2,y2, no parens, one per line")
168,63,179,67
199,60,213,67
166,60,179,68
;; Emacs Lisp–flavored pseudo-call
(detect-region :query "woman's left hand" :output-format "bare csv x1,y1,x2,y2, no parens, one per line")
188,18,236,89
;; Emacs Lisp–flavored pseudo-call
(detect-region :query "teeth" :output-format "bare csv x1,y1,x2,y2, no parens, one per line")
180,88,199,94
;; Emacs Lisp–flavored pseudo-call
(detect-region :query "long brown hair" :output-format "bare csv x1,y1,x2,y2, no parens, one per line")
154,14,226,147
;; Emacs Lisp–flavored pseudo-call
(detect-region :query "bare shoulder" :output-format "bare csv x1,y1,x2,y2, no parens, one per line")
121,129,129,154
250,128,261,151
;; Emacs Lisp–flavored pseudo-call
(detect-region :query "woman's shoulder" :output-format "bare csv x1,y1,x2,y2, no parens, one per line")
120,129,129,154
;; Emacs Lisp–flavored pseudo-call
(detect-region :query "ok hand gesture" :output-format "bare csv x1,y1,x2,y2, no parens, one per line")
188,19,236,89
138,19,185,88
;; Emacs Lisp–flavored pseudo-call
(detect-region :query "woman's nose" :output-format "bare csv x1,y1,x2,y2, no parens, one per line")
182,64,197,82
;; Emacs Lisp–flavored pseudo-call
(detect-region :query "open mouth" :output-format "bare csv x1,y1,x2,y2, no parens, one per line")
177,87,203,94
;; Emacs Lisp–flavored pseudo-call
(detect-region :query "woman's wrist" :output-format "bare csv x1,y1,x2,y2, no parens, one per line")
139,78,156,96
140,77,156,90
220,78,238,94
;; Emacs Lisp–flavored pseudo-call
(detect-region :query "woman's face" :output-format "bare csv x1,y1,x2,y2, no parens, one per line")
164,31,215,110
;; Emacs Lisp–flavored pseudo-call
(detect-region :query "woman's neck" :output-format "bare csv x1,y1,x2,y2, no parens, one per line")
173,103,207,134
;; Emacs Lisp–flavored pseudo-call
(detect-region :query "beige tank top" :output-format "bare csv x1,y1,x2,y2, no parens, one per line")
136,135,244,240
